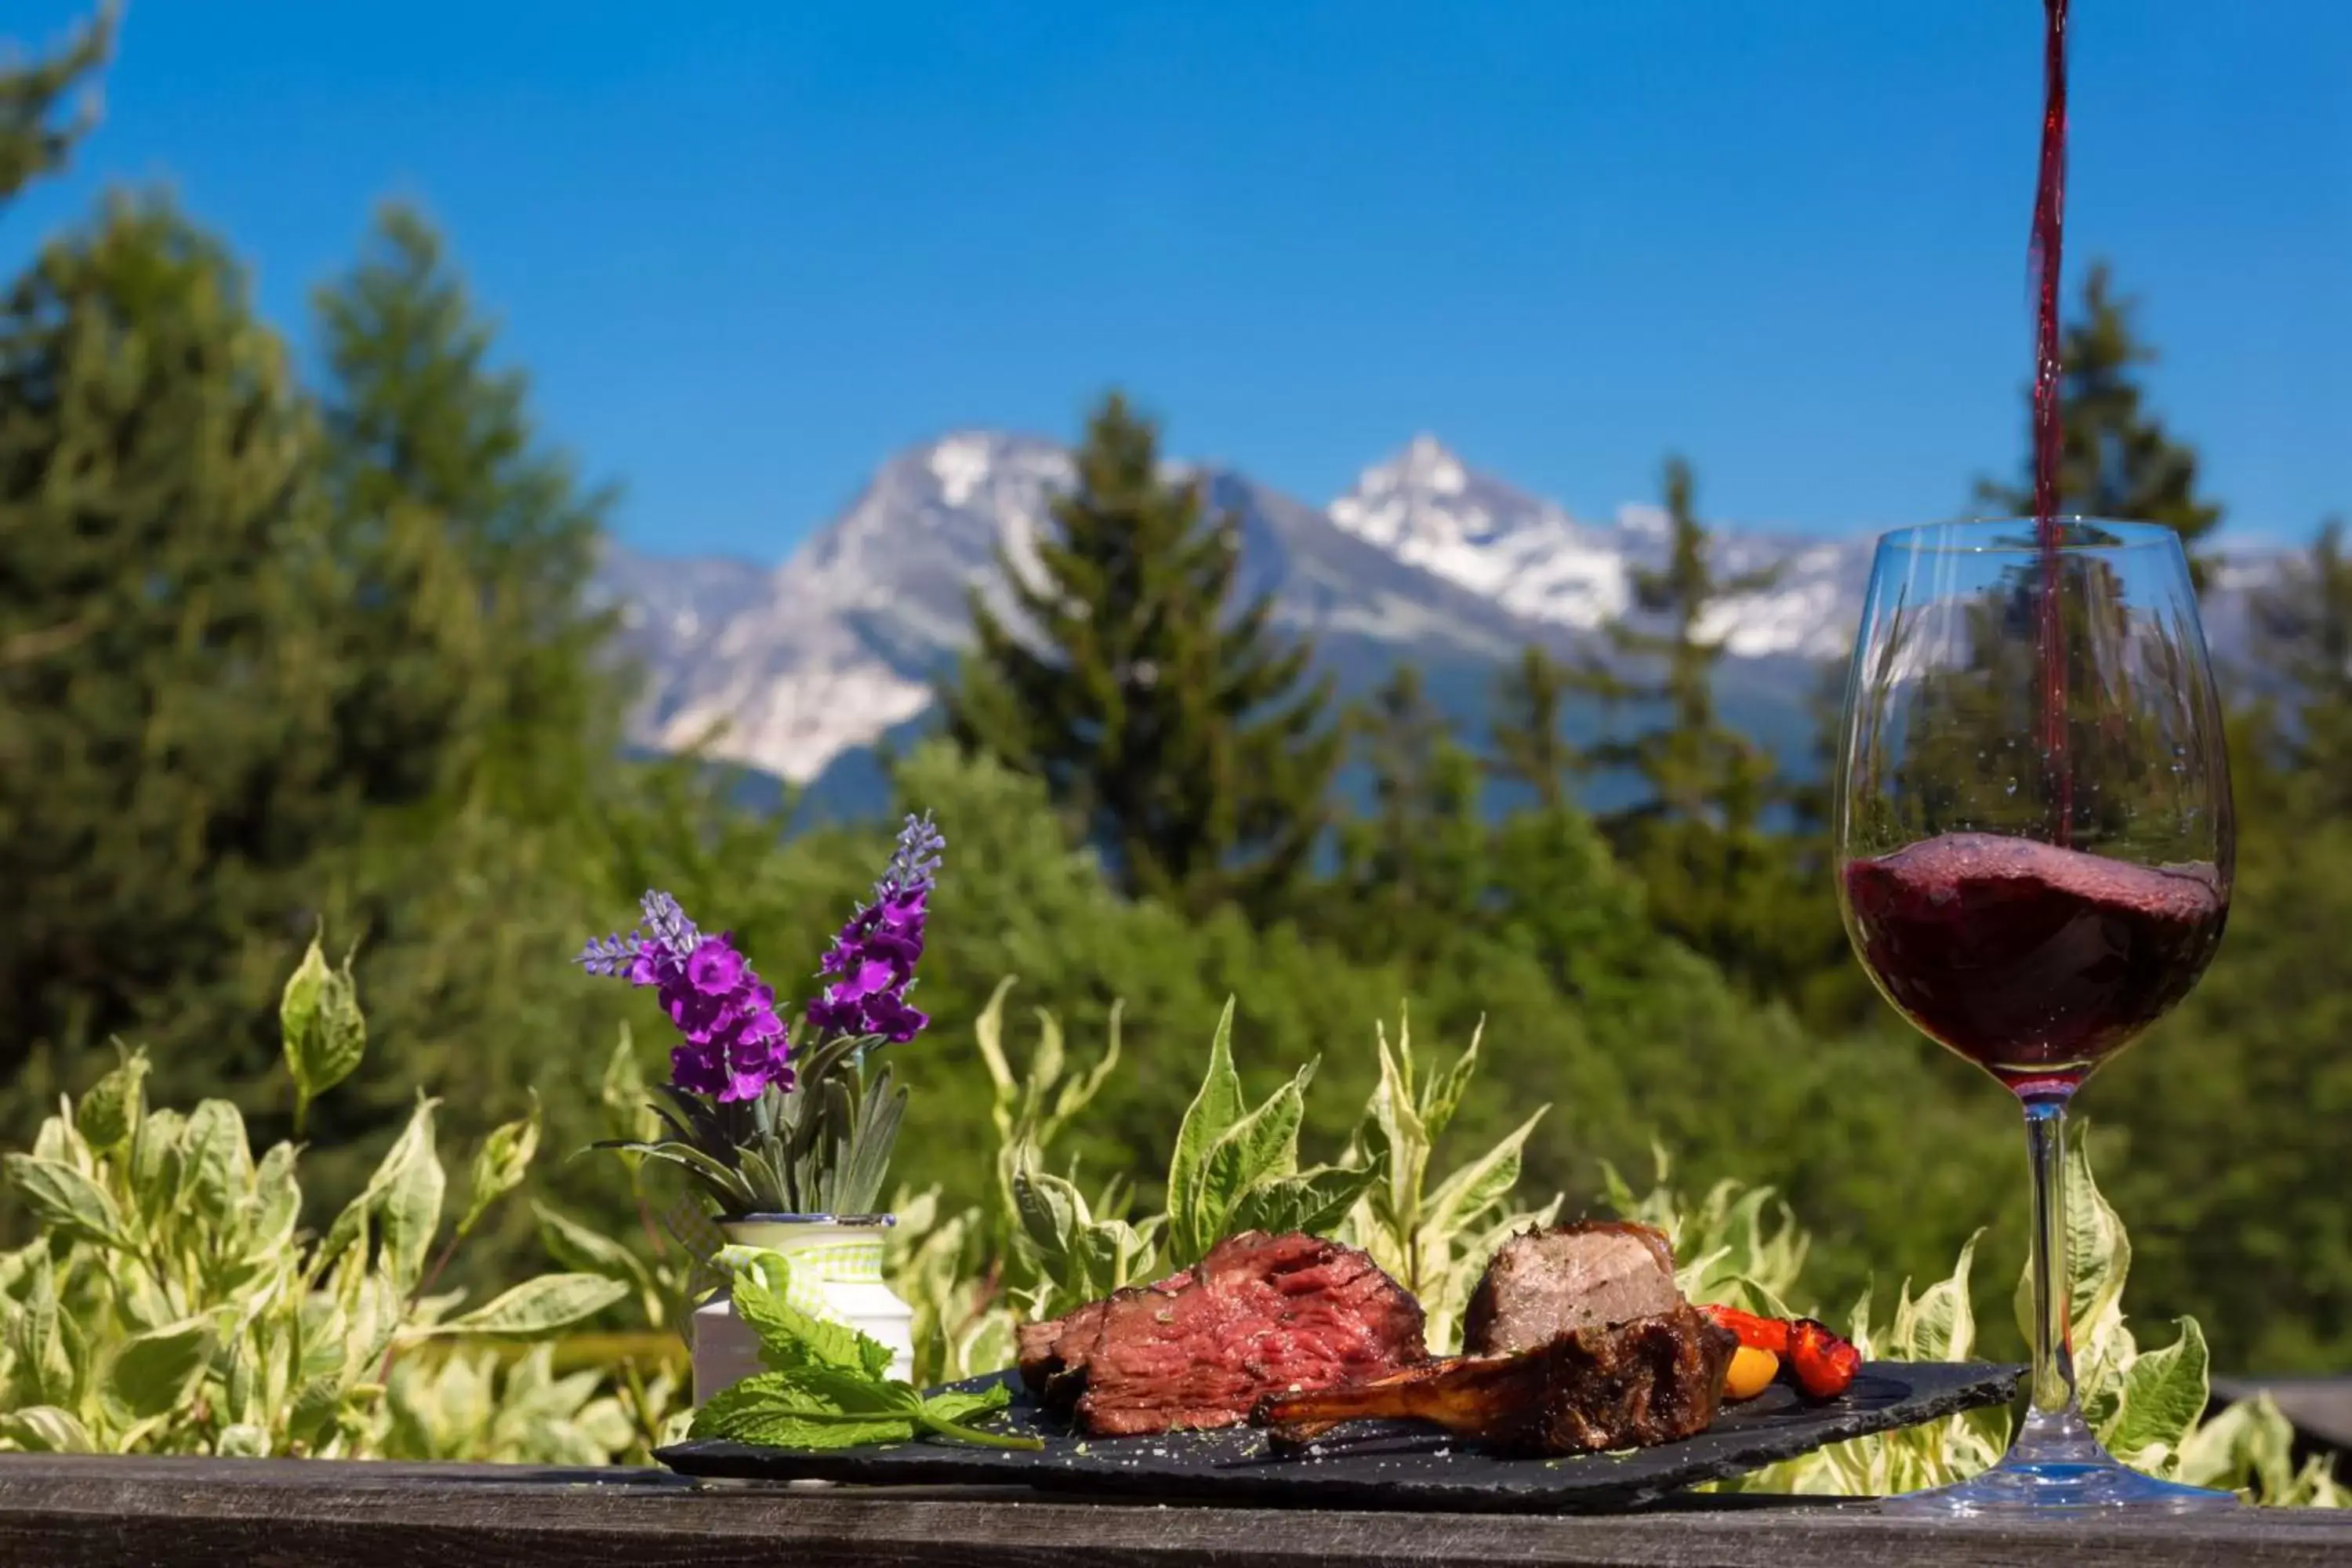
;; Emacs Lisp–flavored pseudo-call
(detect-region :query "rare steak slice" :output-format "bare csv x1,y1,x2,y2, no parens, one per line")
1462,1220,1682,1356
1018,1232,1425,1437
1257,1301,1739,1457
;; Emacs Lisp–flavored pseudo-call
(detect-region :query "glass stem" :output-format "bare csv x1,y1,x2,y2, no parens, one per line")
2023,1094,2077,1416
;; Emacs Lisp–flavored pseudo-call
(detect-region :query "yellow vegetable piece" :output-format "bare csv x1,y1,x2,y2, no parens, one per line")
1723,1345,1780,1402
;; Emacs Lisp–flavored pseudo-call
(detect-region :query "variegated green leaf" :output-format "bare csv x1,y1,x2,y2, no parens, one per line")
458,1092,539,1240
2105,1316,2210,1469
103,1316,215,1423
74,1048,149,1152
0,1406,94,1454
1164,998,1243,1266
425,1273,626,1338
5,1154,132,1250
281,934,366,1134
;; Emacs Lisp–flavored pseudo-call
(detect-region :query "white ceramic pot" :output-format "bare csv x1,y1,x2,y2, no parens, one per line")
692,1214,913,1403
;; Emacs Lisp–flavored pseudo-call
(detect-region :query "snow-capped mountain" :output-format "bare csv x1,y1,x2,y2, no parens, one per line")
1327,434,1868,661
608,431,1577,784
598,431,2274,793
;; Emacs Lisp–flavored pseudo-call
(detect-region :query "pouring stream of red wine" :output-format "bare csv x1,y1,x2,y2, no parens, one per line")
2032,0,2071,844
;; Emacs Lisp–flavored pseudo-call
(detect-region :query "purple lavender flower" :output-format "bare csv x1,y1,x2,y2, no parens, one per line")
577,891,791,1102
806,814,943,1045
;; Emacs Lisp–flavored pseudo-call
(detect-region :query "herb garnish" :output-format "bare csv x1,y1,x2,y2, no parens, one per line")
689,1250,1042,1451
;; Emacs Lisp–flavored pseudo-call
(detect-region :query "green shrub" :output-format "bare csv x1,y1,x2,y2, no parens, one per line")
0,936,631,1459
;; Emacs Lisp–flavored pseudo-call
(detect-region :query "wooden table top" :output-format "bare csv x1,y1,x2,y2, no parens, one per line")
5,1453,2351,1567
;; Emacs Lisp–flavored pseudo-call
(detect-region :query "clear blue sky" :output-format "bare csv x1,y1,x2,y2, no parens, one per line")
5,1,2346,558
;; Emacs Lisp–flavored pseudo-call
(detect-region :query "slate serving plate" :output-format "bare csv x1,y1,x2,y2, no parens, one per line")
657,1359,2022,1512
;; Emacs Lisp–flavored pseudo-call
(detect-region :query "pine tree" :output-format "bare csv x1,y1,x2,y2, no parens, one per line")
0,198,349,1105
2248,518,2352,821
0,5,112,205
1977,263,2224,588
1586,455,1779,837
1576,456,1797,994
942,393,1338,920
1486,644,1576,815
314,203,622,832
1326,665,1487,965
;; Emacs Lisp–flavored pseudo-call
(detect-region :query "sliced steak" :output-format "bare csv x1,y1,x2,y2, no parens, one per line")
1257,1301,1740,1457
1462,1219,1682,1356
1018,1232,1425,1437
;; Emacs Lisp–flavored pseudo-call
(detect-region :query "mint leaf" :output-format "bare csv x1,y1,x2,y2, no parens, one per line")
920,1386,1011,1425
724,1249,896,1377
688,1367,923,1447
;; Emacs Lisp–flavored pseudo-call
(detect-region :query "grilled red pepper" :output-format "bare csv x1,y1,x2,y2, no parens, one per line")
1702,1305,1859,1400
1703,1305,1790,1355
1785,1317,1861,1399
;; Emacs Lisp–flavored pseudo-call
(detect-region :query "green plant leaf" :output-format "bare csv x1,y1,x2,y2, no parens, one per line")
281,934,366,1134
0,1406,94,1454
1046,1000,1123,1140
1421,1017,1485,1142
1193,1062,1313,1247
182,1099,253,1227
8,1254,75,1406
2107,1316,2212,1465
1165,998,1243,1265
1229,1163,1379,1240
74,1047,149,1152
245,1142,303,1262
345,1097,446,1293
126,1107,187,1233
1423,1106,1547,1240
426,1273,627,1338
1901,1231,1981,1363
973,977,1021,1112
104,1316,215,1423
1011,1163,1083,1279
459,1092,540,1240
591,1139,758,1210
688,1366,921,1446
285,1373,347,1450
597,1025,660,1146
319,1100,448,1279
216,1423,270,1457
4,1153,132,1249
1363,1022,1431,1233
531,1200,653,1293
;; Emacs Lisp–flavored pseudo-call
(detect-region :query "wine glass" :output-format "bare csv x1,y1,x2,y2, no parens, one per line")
1834,519,2236,1514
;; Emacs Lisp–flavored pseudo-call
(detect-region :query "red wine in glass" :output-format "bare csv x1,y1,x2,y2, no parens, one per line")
1842,833,2227,1098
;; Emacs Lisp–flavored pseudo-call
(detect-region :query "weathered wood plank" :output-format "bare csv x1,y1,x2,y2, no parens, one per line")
2,1455,2350,1568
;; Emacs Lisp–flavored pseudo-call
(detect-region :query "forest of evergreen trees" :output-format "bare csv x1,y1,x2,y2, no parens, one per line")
5,12,2350,1375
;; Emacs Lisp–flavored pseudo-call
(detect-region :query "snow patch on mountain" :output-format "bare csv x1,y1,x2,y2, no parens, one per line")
1329,435,1635,630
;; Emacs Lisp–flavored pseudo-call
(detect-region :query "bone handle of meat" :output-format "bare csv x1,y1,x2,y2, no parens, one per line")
1253,1356,1518,1443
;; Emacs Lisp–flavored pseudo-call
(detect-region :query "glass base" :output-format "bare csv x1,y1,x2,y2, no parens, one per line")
1882,1409,2241,1515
